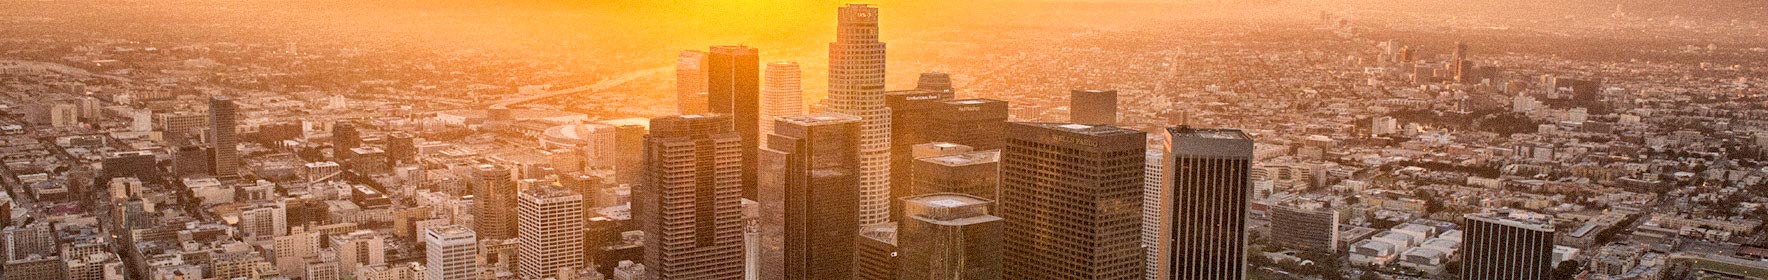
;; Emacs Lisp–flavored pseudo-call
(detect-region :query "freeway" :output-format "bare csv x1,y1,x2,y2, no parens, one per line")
486,66,672,109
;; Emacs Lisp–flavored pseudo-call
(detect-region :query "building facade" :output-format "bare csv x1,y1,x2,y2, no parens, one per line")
1000,122,1146,280
636,114,747,280
759,113,862,280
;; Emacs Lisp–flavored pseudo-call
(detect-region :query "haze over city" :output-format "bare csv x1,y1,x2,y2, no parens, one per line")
1,1,1767,280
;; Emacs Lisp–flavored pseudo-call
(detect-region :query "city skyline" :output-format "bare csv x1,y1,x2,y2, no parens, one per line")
3,1,1767,280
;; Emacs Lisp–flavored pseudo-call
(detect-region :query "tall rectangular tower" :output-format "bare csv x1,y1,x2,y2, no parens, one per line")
637,114,747,280
899,193,1003,280
1462,210,1556,280
758,113,862,280
473,164,518,241
677,50,710,115
209,96,239,177
708,45,762,200
424,225,478,280
762,61,804,147
1156,126,1254,280
517,186,585,279
828,3,892,225
1000,122,1146,280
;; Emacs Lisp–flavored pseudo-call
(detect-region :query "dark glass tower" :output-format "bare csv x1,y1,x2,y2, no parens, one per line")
1000,122,1145,280
1462,210,1556,280
1157,126,1254,280
759,113,862,280
334,121,360,160
209,96,239,177
707,45,762,200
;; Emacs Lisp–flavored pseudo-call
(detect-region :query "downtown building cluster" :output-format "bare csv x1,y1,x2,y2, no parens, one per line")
6,2,1768,280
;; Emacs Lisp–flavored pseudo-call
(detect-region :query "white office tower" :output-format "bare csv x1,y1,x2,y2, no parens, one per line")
828,3,892,225
761,61,805,146
1142,148,1163,280
516,186,585,279
425,225,478,280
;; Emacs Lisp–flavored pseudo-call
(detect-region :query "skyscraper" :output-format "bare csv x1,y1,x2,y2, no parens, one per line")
209,96,239,177
915,72,954,95
1452,41,1469,83
1000,123,1145,280
889,97,1008,221
758,113,862,280
333,121,360,160
517,186,585,279
386,132,415,165
1156,126,1254,280
612,123,648,186
636,114,746,280
886,89,954,220
1141,149,1163,280
708,45,762,200
898,193,1003,280
911,150,1000,202
762,61,804,146
677,50,710,115
828,3,892,225
473,164,518,241
1070,89,1119,125
1462,210,1556,280
424,225,477,280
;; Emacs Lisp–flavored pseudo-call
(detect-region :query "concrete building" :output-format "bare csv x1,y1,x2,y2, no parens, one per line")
473,164,518,241
517,187,585,279
677,50,709,115
1000,122,1146,280
636,114,746,280
827,3,893,225
761,61,804,146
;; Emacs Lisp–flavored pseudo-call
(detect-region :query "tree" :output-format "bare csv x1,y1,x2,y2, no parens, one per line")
1551,260,1582,280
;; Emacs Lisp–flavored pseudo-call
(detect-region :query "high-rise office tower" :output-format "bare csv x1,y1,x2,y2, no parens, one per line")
885,89,954,220
1156,126,1254,280
387,132,415,165
1462,210,1556,280
636,115,746,280
473,164,518,240
708,45,763,200
911,150,1000,202
915,72,954,95
1269,199,1340,255
612,123,648,186
758,113,862,280
828,3,892,225
209,96,239,177
424,225,478,280
1452,42,1468,83
889,97,1008,221
899,193,1003,280
1000,123,1146,280
1070,89,1119,125
334,121,360,161
762,61,804,146
678,50,710,115
1141,149,1162,280
517,186,585,279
